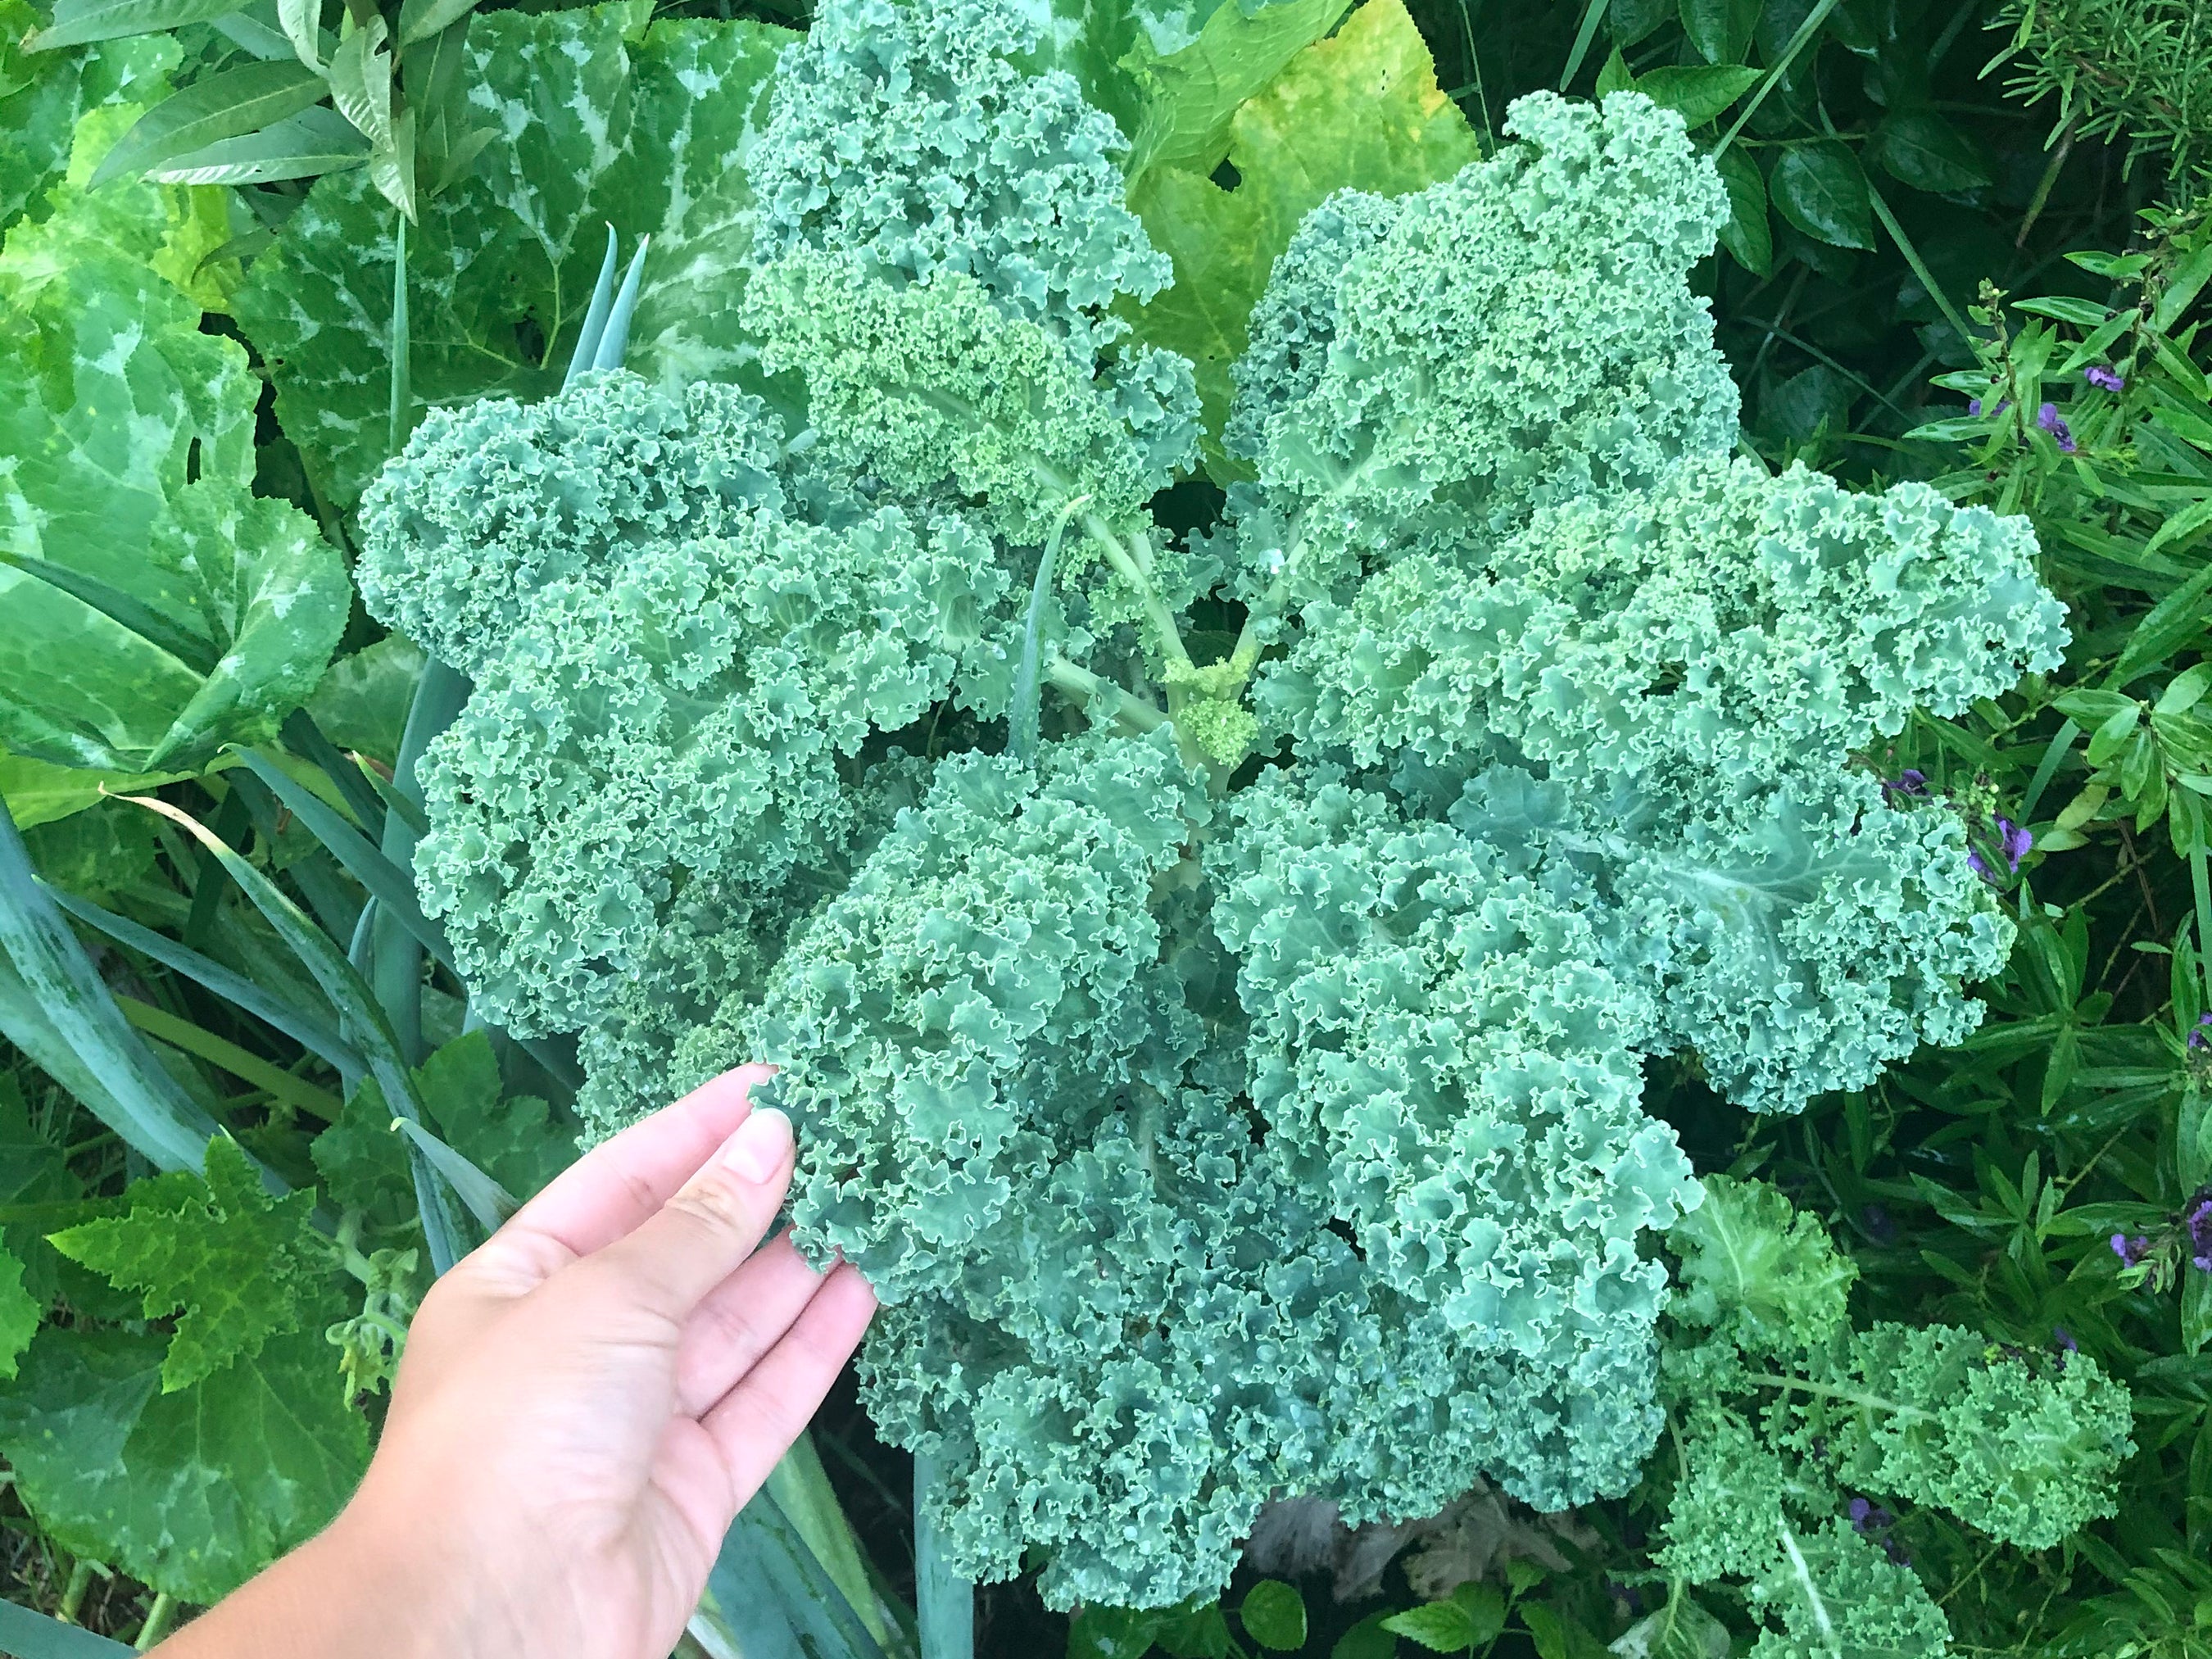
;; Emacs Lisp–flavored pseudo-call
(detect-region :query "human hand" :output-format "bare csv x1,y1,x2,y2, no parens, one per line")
156,1063,877,1659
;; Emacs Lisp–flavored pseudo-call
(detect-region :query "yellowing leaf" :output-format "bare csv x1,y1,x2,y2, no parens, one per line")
1124,0,1481,477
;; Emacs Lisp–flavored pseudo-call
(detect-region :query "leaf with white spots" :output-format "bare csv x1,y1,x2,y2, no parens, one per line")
233,5,795,509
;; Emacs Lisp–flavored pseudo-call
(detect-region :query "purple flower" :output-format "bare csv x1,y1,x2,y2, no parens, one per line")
1848,1497,1895,1534
2037,402,2078,453
2187,1189,2212,1273
1969,397,2011,418
1881,769,1929,806
2085,365,2125,392
2189,1012,2212,1050
2112,1232,2151,1267
2052,1327,2078,1366
1999,818,2033,869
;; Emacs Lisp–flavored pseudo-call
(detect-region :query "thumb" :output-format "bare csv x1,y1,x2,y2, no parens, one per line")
571,1107,797,1328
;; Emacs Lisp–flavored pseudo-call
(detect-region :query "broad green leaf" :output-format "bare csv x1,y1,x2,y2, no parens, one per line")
147,103,369,184
1609,0,1670,46
1630,63,1758,128
88,58,324,187
0,1072,80,1306
48,1135,339,1390
1594,43,1634,97
1869,109,1990,193
26,0,239,51
302,634,426,767
233,5,793,508
1382,1598,1478,1652
1679,0,1758,62
0,1323,368,1602
1239,1580,1307,1651
1124,0,1481,476
310,1073,417,1225
20,799,157,900
1711,143,1770,274
0,12,176,231
1067,1606,1165,1659
1025,0,1230,143
1610,1590,1731,1658
0,1243,37,1380
0,125,347,774
1121,0,1351,186
1330,1613,1397,1659
414,1030,573,1201
1770,139,1872,249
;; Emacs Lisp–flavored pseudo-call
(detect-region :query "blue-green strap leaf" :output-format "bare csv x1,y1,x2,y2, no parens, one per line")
0,798,217,1173
564,226,621,390
914,1451,973,1659
43,882,369,1078
0,1597,138,1659
590,234,651,374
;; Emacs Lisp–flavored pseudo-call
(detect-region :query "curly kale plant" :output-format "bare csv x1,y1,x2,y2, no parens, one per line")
357,0,2069,1610
1639,1179,2134,1659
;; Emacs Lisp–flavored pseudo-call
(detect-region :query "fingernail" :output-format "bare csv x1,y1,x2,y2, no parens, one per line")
721,1108,792,1184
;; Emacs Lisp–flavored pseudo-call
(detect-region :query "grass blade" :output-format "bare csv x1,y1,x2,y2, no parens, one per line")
698,1477,891,1659
390,210,411,456
233,748,456,976
46,882,367,1075
392,1117,515,1226
114,993,344,1121
120,793,471,1272
0,550,217,673
0,797,217,1172
282,708,387,833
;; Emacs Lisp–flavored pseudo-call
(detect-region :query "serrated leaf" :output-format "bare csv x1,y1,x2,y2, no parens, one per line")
1123,0,1349,184
48,1136,338,1390
414,1030,573,1201
146,103,369,184
1679,0,1758,62
1594,43,1634,97
1124,0,1480,478
0,1243,37,1380
89,58,324,188
1770,140,1873,249
1382,1599,1477,1652
0,131,344,774
1240,1580,1307,1651
27,0,240,51
1632,63,1758,127
0,1323,368,1602
1870,109,1990,193
233,7,792,507
1710,142,1770,274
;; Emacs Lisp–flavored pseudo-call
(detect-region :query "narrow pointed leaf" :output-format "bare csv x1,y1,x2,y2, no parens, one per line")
0,1598,138,1659
113,995,344,1121
392,1117,514,1226
28,0,243,50
397,0,483,47
119,794,469,1272
0,550,219,675
278,0,324,68
325,16,392,147
591,233,650,371
232,748,456,976
43,883,367,1076
564,226,621,390
281,709,388,836
92,61,328,188
148,106,371,186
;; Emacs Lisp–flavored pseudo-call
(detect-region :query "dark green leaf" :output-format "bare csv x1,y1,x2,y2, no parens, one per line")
0,1598,138,1659
1595,43,1634,97
1770,140,1872,248
1711,142,1770,274
89,58,324,186
1067,1606,1163,1659
1609,0,1671,47
1633,63,1759,127
1240,1580,1307,1651
1869,109,1990,193
1679,0,1758,62
1330,1612,1398,1659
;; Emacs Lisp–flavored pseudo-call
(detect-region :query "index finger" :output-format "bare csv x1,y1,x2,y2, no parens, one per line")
494,1063,777,1265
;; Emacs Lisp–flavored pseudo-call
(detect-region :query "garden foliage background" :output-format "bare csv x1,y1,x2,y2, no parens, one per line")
0,0,2210,1654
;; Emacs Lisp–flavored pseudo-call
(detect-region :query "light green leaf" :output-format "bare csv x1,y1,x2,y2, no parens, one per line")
0,15,178,231
1025,0,1229,144
1125,0,1481,477
1594,43,1634,97
1122,0,1350,186
0,1323,368,1603
233,5,793,508
0,750,207,829
48,1135,339,1390
0,136,347,774
276,0,320,67
1382,1598,1478,1653
324,14,391,147
27,0,240,51
1609,1591,1731,1659
88,58,324,187
414,1030,573,1201
1770,140,1873,249
396,0,479,48
147,102,369,184
1666,1175,1856,1353
301,635,425,768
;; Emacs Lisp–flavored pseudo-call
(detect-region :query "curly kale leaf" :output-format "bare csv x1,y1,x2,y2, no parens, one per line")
1666,1174,1856,1354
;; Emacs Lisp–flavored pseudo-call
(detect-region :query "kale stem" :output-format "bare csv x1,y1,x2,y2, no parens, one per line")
1741,1372,1937,1422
